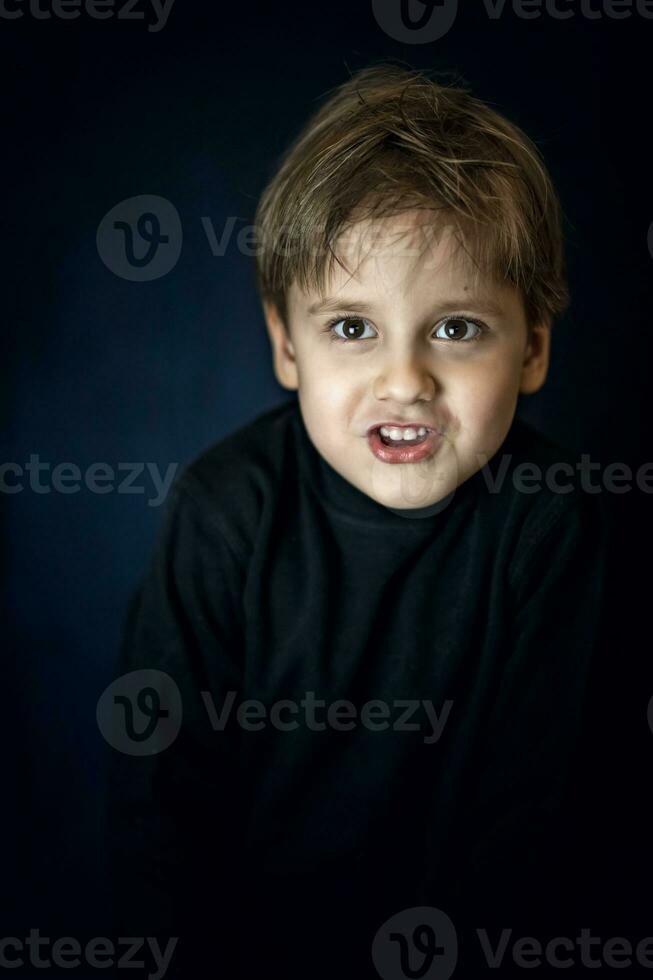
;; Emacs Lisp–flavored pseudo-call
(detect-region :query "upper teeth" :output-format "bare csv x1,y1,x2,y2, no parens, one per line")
379,426,428,440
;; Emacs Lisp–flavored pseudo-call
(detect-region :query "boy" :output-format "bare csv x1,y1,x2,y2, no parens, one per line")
107,64,608,978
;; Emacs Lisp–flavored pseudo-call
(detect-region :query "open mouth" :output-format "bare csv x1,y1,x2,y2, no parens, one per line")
367,425,443,464
377,426,431,447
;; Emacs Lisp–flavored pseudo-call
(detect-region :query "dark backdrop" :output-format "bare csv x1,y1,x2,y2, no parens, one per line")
3,0,652,967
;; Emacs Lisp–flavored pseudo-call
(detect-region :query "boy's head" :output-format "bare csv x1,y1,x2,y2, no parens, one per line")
254,63,569,510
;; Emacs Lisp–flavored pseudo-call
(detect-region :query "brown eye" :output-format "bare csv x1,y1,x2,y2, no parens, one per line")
435,317,481,342
331,317,376,341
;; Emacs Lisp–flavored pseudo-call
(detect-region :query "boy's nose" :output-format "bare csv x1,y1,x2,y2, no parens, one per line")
373,352,438,403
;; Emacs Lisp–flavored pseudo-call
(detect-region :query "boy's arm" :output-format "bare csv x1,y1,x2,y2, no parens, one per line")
104,473,246,952
451,491,610,923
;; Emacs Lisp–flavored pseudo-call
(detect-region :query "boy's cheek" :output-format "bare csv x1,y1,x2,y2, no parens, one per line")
299,374,363,422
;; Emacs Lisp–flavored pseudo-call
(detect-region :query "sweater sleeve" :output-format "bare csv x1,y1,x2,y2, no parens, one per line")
104,472,247,962
451,490,610,923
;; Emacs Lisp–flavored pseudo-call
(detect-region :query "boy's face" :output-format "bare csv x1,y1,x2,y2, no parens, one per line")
264,209,550,510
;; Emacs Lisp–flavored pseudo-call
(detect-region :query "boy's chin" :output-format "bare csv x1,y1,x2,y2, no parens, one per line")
357,477,458,515
364,465,459,512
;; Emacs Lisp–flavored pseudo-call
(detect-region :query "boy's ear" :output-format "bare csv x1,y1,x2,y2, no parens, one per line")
263,300,299,391
519,320,551,394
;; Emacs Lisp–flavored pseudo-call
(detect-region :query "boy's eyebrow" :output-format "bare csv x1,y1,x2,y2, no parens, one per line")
307,295,506,316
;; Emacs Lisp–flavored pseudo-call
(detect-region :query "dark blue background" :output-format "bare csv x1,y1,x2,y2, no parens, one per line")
3,0,651,959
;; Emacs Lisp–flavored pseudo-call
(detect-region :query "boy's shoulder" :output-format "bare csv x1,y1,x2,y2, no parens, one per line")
497,413,591,508
490,414,609,586
168,399,299,556
182,398,297,486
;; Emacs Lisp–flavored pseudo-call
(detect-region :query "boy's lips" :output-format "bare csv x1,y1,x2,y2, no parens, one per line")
366,421,444,464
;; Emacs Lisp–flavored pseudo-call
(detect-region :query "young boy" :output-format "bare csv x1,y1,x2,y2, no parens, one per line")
107,64,608,978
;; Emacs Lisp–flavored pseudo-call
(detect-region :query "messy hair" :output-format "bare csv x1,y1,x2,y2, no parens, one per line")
253,62,570,336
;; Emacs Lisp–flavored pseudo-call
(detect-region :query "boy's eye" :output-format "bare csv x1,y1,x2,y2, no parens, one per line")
434,317,482,342
330,317,377,341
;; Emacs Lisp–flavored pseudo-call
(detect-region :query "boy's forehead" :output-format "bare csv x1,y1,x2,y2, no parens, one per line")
290,209,503,312
336,211,454,268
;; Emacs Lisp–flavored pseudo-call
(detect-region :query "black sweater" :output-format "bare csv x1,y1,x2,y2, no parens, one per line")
106,396,609,978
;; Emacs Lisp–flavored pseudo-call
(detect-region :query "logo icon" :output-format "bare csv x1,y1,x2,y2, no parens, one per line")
371,0,459,43
96,194,182,281
372,906,458,980
97,668,182,755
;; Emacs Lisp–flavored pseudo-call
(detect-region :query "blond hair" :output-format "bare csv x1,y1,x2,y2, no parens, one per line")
254,62,569,334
